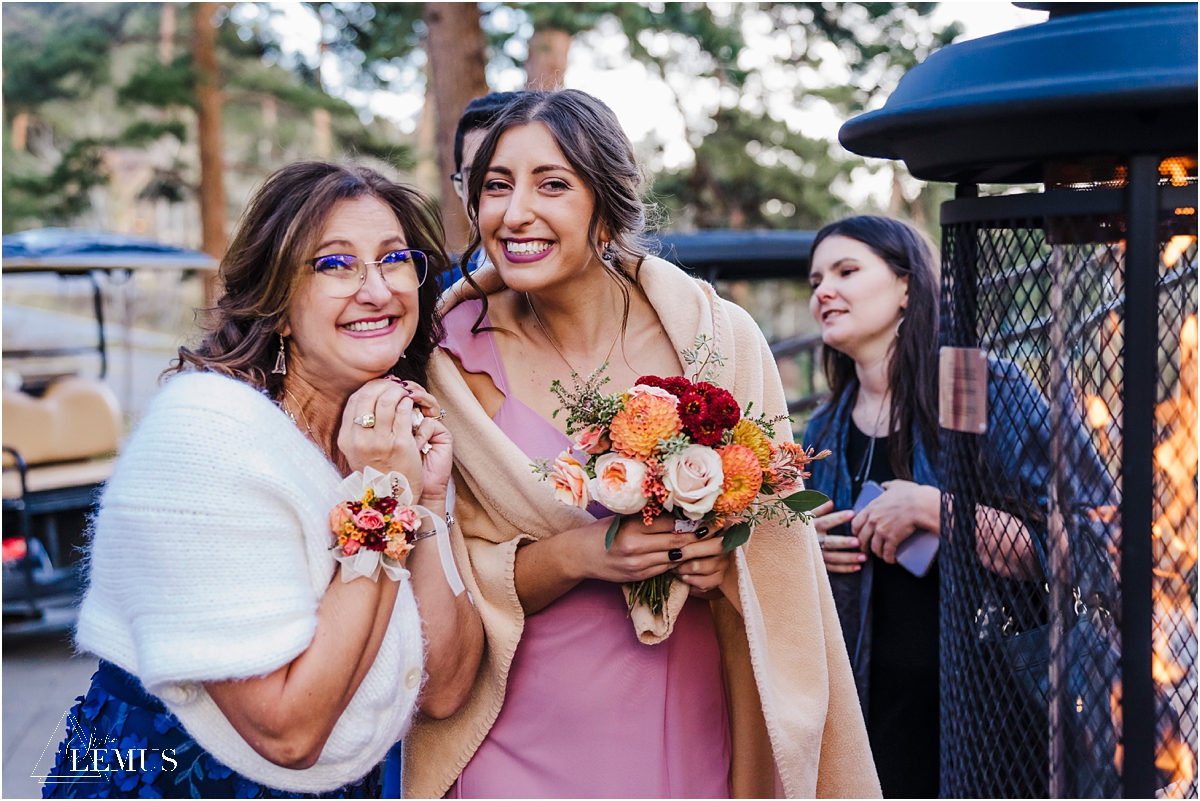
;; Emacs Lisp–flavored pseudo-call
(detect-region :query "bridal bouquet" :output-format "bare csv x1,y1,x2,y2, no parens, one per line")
535,336,830,614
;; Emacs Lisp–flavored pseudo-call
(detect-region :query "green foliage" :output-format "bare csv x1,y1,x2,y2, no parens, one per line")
1,4,129,111
229,68,358,115
336,128,415,171
721,521,752,552
6,138,110,225
313,2,427,90
604,515,622,549
118,56,197,110
654,107,857,230
119,120,188,146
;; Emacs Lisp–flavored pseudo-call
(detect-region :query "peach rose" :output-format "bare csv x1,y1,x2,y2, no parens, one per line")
353,507,385,530
589,453,650,515
393,506,420,533
575,426,612,455
329,502,355,534
662,445,725,520
551,454,591,509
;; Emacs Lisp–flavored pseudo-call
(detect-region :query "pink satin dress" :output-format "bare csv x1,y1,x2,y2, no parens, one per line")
442,300,731,798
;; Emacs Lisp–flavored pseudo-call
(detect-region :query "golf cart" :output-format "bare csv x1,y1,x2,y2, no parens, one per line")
2,228,217,635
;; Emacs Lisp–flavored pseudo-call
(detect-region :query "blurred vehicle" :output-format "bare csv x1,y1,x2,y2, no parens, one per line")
654,229,828,414
2,229,217,635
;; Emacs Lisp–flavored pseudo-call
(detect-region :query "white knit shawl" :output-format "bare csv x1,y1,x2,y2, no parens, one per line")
75,371,425,793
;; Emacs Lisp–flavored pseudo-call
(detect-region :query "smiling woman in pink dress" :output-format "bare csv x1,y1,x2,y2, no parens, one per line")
401,90,880,799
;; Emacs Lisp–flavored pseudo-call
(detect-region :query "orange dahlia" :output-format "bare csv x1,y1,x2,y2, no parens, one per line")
731,419,772,469
609,394,682,459
713,443,764,515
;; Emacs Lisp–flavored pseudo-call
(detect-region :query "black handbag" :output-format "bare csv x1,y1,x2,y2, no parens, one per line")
998,587,1121,798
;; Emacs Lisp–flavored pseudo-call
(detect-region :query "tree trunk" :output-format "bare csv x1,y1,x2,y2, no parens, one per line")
192,2,226,306
524,28,571,90
415,66,439,197
423,2,489,251
12,112,29,152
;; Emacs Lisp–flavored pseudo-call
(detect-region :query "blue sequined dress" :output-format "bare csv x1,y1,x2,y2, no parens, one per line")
43,661,381,799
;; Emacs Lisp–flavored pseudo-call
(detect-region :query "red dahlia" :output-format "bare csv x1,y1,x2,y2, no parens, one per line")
705,389,741,428
636,375,692,397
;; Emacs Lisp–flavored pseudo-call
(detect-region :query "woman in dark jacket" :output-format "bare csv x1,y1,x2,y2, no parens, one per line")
801,216,1114,798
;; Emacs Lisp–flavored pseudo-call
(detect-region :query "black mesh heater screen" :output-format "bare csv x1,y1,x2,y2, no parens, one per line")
938,171,1197,798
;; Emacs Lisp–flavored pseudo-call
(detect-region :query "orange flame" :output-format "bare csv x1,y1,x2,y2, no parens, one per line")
1147,314,1198,796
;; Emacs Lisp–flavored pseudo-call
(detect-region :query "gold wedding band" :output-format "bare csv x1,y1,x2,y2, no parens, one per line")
354,413,376,428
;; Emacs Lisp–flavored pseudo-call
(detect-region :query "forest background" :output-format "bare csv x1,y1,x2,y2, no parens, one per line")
0,1,1044,421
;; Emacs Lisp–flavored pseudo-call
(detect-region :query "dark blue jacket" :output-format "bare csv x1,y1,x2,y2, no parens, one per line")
802,358,1114,709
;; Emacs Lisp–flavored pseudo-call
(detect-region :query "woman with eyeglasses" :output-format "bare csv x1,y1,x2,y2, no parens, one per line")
43,162,482,799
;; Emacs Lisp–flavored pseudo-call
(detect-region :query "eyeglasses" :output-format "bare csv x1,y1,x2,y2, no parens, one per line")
451,171,466,200
309,249,429,298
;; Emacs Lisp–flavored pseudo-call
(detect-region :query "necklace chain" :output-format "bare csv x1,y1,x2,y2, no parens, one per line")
282,388,330,460
854,391,891,485
526,292,621,378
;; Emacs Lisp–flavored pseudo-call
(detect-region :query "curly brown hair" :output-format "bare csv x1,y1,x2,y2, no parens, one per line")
171,162,448,398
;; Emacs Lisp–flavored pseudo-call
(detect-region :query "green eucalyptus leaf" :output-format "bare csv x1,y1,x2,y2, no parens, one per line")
605,515,622,550
721,522,752,552
782,489,830,514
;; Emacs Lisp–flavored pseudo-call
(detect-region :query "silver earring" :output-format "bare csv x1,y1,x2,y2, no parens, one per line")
602,241,616,262
272,334,287,375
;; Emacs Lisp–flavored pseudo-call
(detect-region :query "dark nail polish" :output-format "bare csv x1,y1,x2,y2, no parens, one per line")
695,526,709,539
668,548,683,562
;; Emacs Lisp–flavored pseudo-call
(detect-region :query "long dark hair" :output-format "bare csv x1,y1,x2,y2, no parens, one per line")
459,89,657,332
171,162,448,398
811,215,940,478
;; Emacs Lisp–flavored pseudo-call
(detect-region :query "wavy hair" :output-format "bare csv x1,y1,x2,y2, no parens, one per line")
171,162,448,398
811,215,941,478
459,89,658,332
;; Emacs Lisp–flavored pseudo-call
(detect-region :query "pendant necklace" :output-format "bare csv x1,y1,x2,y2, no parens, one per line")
854,391,891,485
282,388,330,461
526,292,621,378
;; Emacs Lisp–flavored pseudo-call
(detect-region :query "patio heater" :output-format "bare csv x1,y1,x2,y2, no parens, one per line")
840,3,1197,798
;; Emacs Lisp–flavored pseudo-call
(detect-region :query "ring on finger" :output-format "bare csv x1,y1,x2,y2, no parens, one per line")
354,413,376,428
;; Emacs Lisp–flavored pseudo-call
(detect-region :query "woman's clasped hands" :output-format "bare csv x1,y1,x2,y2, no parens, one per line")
814,480,940,573
338,376,453,517
581,515,733,597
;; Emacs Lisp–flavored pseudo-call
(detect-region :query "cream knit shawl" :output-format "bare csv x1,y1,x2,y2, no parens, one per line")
76,371,425,793
403,257,880,798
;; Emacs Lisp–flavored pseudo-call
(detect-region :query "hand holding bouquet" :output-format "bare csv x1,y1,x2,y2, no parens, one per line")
535,336,830,615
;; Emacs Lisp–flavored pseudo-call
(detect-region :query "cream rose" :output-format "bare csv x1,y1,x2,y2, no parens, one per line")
589,453,650,515
662,445,725,520
551,454,591,509
629,384,679,405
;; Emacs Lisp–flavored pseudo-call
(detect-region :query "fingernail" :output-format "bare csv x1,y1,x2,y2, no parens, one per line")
668,548,683,562
849,538,859,547
857,554,867,562
695,526,709,539
853,565,862,572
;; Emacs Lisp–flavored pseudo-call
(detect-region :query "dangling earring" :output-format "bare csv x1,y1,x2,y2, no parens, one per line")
601,241,616,262
895,314,906,337
272,334,287,375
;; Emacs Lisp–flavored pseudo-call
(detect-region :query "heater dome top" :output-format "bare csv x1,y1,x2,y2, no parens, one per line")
839,3,1197,184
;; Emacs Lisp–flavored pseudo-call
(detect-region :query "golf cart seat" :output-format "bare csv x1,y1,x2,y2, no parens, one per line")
2,376,121,500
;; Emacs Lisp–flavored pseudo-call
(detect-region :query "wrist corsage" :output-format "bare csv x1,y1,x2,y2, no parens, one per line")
330,466,428,582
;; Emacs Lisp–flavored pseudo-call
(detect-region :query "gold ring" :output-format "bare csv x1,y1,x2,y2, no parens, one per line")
354,413,376,428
